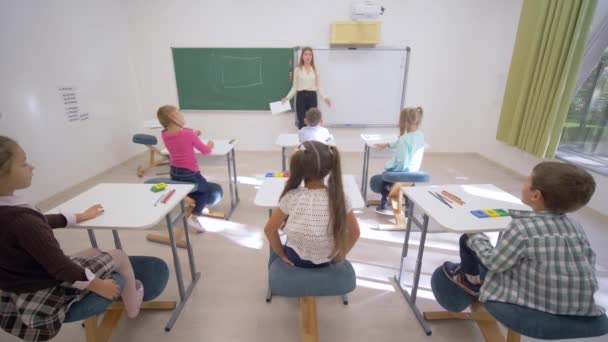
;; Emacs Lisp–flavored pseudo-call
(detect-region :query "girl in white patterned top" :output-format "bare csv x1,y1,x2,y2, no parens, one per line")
264,141,360,268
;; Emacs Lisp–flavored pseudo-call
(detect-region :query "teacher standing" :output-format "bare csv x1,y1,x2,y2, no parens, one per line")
282,47,331,129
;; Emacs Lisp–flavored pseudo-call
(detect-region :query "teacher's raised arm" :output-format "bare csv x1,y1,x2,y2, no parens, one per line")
281,47,331,129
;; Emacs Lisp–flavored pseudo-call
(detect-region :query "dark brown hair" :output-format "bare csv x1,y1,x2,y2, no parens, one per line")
280,141,348,261
399,107,424,135
0,136,18,177
305,107,322,126
531,161,595,213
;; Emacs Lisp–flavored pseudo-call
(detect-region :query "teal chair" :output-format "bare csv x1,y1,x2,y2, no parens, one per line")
65,256,170,342
266,249,356,341
427,266,608,341
132,134,168,177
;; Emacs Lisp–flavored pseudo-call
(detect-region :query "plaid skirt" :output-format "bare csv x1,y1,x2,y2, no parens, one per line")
0,253,114,341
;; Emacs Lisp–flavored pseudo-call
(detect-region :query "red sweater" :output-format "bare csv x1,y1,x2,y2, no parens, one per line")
0,206,87,293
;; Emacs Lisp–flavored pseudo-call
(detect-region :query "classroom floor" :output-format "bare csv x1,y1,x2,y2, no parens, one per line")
5,151,607,342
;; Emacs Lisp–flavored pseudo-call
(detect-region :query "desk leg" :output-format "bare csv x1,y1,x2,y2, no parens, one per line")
394,201,432,335
111,230,123,250
231,149,240,205
361,144,370,203
282,146,286,172
180,201,197,279
87,229,98,248
225,149,240,219
164,203,201,331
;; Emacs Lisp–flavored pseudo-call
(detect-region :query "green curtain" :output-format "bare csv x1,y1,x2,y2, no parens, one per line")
496,0,597,158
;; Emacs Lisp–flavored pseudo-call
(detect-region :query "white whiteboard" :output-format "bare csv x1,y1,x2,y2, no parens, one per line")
310,48,409,126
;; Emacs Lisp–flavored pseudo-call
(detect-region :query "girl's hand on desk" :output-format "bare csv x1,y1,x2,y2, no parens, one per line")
374,143,389,149
76,204,105,223
88,278,120,300
207,140,215,148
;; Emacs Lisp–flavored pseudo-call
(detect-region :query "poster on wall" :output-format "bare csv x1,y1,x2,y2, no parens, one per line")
58,86,89,122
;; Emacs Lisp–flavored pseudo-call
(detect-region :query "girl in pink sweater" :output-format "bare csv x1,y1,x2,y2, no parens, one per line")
157,105,219,232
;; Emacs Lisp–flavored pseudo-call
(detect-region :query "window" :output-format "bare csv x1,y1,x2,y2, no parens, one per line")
557,48,608,174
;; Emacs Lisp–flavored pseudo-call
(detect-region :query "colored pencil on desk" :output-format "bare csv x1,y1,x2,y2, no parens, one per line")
441,190,465,205
437,192,453,203
428,191,453,208
153,193,164,206
161,189,176,204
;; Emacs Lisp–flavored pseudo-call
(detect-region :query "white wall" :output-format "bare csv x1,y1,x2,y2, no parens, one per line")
127,0,524,152
0,0,143,203
478,0,608,214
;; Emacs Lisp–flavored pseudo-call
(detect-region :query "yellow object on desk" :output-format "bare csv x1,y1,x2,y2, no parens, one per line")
151,182,167,192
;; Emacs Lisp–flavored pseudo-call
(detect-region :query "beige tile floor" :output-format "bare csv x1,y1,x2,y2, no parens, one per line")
3,150,607,342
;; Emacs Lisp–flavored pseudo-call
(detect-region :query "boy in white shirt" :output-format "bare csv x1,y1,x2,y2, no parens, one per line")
298,108,334,144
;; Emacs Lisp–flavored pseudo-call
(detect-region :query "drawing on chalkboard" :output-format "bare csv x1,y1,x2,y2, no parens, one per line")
220,56,263,88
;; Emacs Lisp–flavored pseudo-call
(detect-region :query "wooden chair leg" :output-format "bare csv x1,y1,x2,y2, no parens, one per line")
82,307,124,342
470,301,505,342
506,329,521,342
137,145,169,178
84,316,98,342
300,297,319,342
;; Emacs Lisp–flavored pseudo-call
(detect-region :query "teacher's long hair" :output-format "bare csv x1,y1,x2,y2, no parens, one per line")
299,47,319,87
279,141,348,261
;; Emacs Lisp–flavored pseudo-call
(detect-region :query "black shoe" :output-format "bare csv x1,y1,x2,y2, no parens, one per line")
375,201,392,215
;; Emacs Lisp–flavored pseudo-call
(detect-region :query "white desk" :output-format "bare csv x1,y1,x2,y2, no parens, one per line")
275,133,300,171
395,184,530,335
161,138,240,219
359,134,398,202
48,183,198,332
254,174,365,215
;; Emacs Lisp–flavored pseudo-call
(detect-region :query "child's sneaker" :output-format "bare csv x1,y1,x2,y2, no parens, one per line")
375,200,393,215
442,261,480,296
187,216,206,233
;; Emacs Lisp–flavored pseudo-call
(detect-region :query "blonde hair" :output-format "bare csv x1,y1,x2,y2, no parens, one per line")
280,141,348,261
399,107,424,135
157,105,178,129
0,136,18,177
305,107,322,126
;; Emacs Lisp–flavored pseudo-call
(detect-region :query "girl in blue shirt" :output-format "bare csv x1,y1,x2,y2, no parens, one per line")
371,107,425,213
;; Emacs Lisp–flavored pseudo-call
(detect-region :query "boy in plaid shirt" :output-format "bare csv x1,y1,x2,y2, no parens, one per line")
443,161,604,316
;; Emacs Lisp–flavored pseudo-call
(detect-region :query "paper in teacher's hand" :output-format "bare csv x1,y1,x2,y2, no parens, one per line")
269,100,291,115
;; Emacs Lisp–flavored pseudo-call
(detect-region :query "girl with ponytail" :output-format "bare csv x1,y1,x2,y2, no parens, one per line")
264,141,360,268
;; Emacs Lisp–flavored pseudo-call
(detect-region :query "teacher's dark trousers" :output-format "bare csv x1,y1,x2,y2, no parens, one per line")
295,90,318,129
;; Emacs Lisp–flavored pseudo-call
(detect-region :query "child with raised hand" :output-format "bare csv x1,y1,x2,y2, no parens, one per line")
264,140,360,268
157,105,215,232
0,136,143,341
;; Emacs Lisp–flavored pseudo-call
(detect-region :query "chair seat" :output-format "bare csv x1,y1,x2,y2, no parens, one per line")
430,266,608,339
485,301,608,340
64,256,169,323
64,274,125,323
268,252,356,297
132,134,158,146
382,171,430,183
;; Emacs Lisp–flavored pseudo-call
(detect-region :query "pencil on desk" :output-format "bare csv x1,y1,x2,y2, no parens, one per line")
441,190,465,205
437,192,453,203
428,191,453,208
153,193,164,206
161,189,176,204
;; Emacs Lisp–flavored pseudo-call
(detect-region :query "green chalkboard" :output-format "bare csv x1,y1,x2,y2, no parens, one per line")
172,48,294,110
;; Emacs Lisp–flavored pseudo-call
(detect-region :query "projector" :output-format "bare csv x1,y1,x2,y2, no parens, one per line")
351,1,385,20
